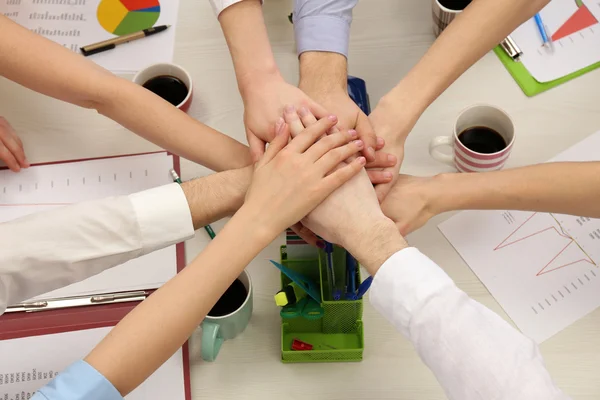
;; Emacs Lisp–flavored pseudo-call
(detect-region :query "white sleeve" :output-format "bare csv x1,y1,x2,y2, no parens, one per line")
369,247,570,400
0,183,194,314
209,0,261,16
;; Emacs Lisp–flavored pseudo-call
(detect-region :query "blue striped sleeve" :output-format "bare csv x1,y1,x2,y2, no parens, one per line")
293,0,358,57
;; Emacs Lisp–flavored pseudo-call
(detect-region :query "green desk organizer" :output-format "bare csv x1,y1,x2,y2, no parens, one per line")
279,245,364,363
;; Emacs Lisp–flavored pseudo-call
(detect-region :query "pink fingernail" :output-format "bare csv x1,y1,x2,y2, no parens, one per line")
387,154,397,163
357,157,366,165
285,105,295,114
383,172,393,179
353,140,364,148
377,137,385,147
275,118,285,135
298,107,309,117
348,129,358,138
328,115,338,122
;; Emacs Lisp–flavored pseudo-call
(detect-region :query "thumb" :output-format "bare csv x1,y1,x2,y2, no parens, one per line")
247,130,266,163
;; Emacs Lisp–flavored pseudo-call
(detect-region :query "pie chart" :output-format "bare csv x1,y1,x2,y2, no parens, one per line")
97,0,161,36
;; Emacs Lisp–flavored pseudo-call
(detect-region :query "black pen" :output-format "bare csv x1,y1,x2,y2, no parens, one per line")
80,25,170,56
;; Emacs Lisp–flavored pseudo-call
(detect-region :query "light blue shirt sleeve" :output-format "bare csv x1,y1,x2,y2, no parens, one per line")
293,0,358,58
32,360,123,400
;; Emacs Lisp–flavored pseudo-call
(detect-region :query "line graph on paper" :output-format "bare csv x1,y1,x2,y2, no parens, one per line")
439,208,600,343
494,212,597,276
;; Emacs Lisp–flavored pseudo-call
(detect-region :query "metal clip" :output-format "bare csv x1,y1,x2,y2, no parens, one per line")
6,291,148,313
500,36,523,61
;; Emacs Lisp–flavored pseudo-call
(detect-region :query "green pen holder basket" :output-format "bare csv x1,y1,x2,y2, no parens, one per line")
279,245,364,363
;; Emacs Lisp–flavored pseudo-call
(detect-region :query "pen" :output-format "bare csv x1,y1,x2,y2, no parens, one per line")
533,13,552,49
170,169,216,240
80,25,171,57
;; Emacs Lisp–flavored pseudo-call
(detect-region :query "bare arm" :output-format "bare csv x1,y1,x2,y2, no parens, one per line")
0,16,251,171
370,0,550,199
381,162,600,235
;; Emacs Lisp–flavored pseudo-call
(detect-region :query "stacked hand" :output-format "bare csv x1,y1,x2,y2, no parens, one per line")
243,112,368,239
0,117,29,172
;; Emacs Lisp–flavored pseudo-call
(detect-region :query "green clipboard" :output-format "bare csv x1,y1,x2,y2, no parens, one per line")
494,45,600,97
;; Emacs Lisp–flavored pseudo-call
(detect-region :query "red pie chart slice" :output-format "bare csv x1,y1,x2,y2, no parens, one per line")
551,5,598,41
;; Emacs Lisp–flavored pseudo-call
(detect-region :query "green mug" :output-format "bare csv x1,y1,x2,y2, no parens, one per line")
201,270,253,362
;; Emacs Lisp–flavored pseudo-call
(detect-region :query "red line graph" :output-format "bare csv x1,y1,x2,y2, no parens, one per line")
495,213,595,276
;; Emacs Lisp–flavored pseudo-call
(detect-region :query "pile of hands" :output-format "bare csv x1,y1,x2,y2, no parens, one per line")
241,106,430,271
240,73,441,244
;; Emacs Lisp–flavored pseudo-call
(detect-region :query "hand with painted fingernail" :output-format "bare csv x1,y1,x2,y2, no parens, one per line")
0,117,29,173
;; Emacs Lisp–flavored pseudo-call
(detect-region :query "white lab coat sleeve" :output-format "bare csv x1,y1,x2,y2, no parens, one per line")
369,247,570,400
0,183,194,314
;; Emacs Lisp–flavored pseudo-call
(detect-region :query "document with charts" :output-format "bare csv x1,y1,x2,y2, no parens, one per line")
439,131,600,343
0,0,179,73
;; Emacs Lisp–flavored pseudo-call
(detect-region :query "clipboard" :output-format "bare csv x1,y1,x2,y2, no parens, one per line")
494,45,600,97
0,152,191,400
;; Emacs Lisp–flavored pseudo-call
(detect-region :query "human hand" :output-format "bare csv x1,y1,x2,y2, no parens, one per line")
242,113,366,240
241,75,328,162
0,117,29,172
367,96,420,202
380,174,440,236
283,107,407,273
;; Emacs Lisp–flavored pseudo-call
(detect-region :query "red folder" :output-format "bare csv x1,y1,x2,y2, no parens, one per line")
0,152,191,400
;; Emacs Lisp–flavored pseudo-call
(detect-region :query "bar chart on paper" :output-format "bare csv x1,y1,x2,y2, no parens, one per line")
439,131,600,343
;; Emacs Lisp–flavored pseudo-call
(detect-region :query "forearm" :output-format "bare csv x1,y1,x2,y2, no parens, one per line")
0,16,251,171
181,166,252,229
381,0,549,140
428,162,600,218
293,0,357,57
299,52,347,93
218,0,281,93
84,206,273,395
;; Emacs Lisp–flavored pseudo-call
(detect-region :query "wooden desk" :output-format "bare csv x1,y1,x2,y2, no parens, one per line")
1,0,599,398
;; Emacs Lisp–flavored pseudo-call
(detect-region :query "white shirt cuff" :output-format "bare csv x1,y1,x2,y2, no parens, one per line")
128,183,194,255
209,0,262,16
369,247,455,337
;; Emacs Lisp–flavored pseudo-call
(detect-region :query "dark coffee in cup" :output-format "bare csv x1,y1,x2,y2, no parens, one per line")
438,0,472,11
458,126,507,154
208,278,248,317
142,75,188,107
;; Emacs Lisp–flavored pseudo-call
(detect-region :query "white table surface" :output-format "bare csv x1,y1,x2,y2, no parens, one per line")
2,0,600,398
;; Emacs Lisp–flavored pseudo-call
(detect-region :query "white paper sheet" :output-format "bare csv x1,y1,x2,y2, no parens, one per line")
0,153,179,300
0,0,179,73
510,0,600,82
0,327,186,399
439,131,600,343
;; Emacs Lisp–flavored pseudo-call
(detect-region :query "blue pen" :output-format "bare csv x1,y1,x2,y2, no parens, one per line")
345,252,357,300
355,276,373,299
534,13,552,49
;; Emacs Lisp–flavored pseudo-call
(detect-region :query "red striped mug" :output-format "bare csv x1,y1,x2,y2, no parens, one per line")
429,104,515,173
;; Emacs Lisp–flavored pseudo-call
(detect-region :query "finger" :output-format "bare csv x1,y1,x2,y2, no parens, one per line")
290,222,321,247
307,129,359,162
355,117,377,162
316,139,364,173
375,181,394,203
376,136,385,151
283,105,306,138
298,107,318,128
365,151,397,169
2,131,28,168
320,156,366,194
259,119,289,166
367,170,394,185
286,115,338,153
247,130,266,163
308,102,329,120
0,145,21,172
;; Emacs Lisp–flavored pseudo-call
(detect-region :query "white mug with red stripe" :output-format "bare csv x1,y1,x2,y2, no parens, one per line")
429,104,515,173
